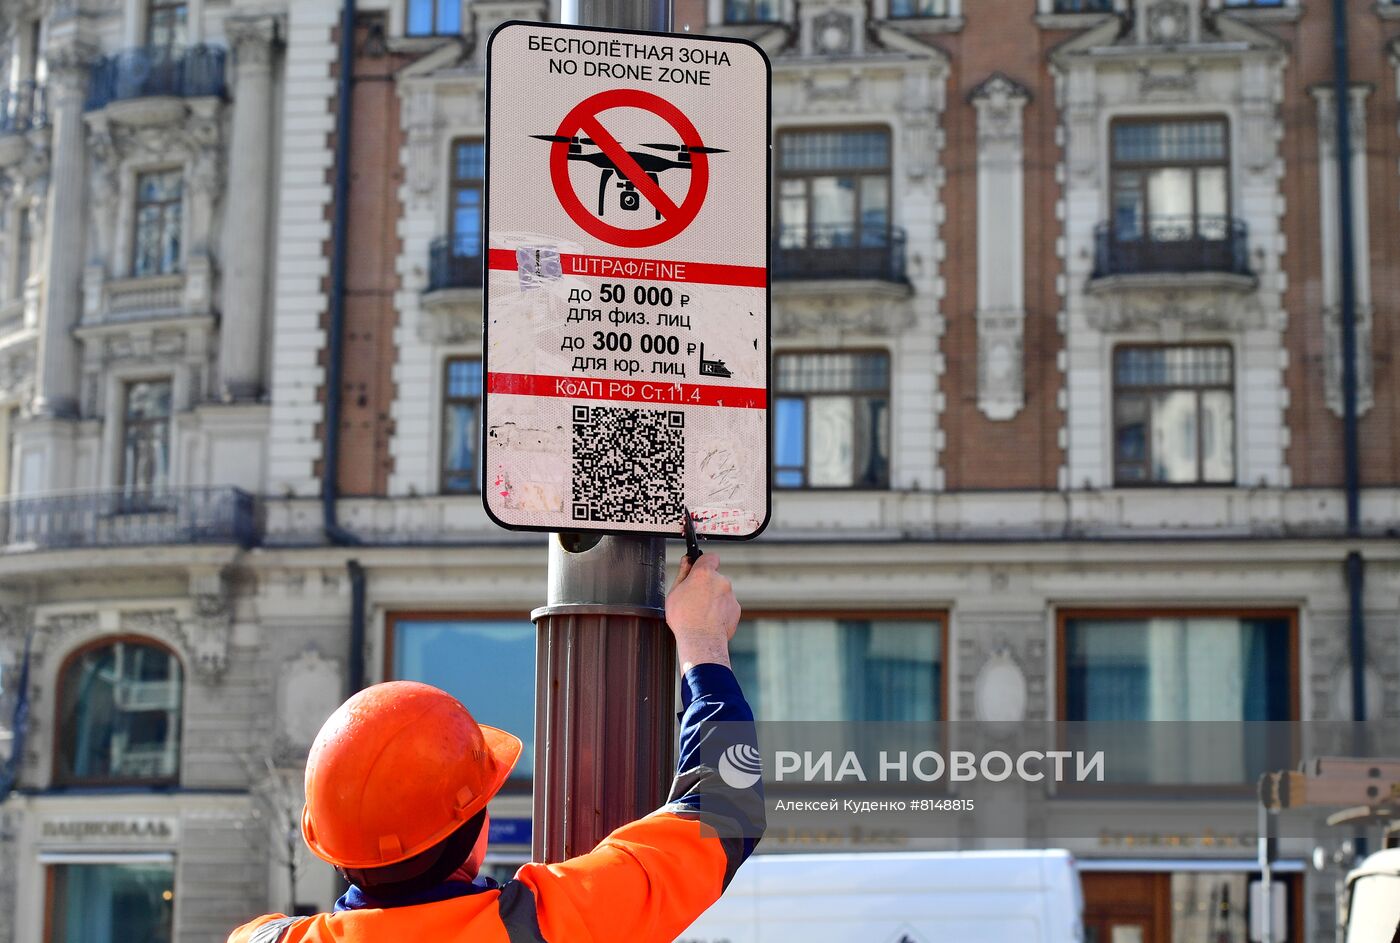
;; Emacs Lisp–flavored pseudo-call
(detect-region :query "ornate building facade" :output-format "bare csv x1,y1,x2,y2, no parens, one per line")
1,0,1399,940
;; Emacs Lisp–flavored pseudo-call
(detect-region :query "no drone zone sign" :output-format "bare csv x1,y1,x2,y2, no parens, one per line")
482,22,771,540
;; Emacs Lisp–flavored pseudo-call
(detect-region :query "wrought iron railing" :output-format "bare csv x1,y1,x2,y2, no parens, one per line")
1053,0,1114,11
427,237,485,292
772,225,907,283
0,81,46,135
0,487,258,550
86,45,227,111
1092,216,1251,278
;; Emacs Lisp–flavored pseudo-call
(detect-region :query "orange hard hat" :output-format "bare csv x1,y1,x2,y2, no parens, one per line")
301,680,521,870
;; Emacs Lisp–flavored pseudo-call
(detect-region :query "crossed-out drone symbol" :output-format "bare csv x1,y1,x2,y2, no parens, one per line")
532,132,728,220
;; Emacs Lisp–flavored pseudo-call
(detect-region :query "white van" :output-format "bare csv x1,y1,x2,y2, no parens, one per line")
677,849,1085,943
1341,847,1400,943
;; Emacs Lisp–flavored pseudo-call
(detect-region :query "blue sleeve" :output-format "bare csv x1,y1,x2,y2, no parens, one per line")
663,662,765,887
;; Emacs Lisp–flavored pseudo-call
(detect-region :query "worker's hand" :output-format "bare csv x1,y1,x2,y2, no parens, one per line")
666,553,740,674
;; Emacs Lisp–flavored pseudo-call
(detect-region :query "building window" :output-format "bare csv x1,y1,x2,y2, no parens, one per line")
730,615,943,721
1061,611,1294,784
450,140,484,261
132,170,182,277
56,638,182,785
888,0,950,16
390,615,535,780
406,0,462,36
1113,345,1234,485
442,358,481,493
777,128,891,252
774,351,890,489
47,862,174,943
1052,0,1113,10
145,0,188,48
1110,117,1229,244
724,0,780,23
121,379,172,495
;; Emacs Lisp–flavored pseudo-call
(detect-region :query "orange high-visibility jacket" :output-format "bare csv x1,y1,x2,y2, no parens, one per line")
228,664,764,943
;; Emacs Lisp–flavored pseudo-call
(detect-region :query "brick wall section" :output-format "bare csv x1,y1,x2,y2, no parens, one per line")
1278,0,1400,486
334,20,411,496
921,6,1066,490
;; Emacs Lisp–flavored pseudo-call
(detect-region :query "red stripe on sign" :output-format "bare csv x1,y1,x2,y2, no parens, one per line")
488,372,768,409
488,248,766,288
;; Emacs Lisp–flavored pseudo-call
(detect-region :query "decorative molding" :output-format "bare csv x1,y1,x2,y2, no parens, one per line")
1085,279,1268,335
772,292,916,338
1145,0,1193,45
273,648,343,763
419,291,484,343
1323,304,1375,417
970,74,1030,421
225,15,283,70
810,9,855,57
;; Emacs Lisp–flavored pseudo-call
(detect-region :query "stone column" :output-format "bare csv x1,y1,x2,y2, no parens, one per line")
218,16,280,402
32,41,95,419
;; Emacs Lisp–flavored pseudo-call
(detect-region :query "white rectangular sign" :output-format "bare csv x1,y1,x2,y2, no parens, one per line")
483,21,771,539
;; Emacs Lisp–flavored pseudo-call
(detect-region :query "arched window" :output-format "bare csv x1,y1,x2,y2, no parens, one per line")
56,638,182,785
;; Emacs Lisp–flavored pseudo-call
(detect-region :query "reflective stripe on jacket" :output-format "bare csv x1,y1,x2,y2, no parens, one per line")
227,663,765,943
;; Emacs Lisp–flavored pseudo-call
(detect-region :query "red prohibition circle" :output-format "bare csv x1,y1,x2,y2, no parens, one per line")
548,88,710,249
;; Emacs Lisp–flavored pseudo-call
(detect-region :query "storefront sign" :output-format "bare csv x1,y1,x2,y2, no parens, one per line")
40,816,178,844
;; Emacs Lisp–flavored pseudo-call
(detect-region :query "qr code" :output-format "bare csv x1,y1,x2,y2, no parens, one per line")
572,405,684,524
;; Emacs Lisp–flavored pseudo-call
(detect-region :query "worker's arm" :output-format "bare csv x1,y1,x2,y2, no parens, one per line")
511,554,765,943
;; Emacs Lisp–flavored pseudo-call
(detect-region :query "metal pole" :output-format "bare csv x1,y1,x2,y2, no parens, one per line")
533,0,675,869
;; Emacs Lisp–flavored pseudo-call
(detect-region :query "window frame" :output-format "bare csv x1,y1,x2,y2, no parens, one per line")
405,0,462,37
448,138,484,259
144,0,188,49
52,635,184,788
775,125,894,250
383,611,535,793
1111,342,1236,487
1054,607,1300,797
130,168,184,279
736,609,949,722
722,0,782,25
44,858,177,943
120,377,174,496
440,356,482,494
886,0,953,18
773,348,893,491
1107,115,1232,243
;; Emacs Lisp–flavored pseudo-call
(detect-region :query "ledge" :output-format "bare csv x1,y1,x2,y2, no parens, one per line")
100,96,188,127
882,15,965,33
419,287,483,343
773,278,913,300
1034,11,1116,29
73,311,215,341
1217,4,1303,23
1087,270,1258,296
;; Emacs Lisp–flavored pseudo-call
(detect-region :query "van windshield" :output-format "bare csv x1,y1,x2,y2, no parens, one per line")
1345,874,1400,943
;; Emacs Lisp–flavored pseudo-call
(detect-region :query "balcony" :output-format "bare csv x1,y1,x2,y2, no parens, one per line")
420,237,484,343
772,225,908,284
427,237,484,292
0,81,46,136
1086,217,1260,333
1092,217,1252,280
0,487,258,552
0,81,46,169
86,44,227,114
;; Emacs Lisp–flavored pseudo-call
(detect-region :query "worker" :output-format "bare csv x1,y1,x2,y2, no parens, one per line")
228,552,764,943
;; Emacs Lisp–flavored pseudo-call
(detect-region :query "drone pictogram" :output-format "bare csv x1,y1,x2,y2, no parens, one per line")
531,133,728,220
